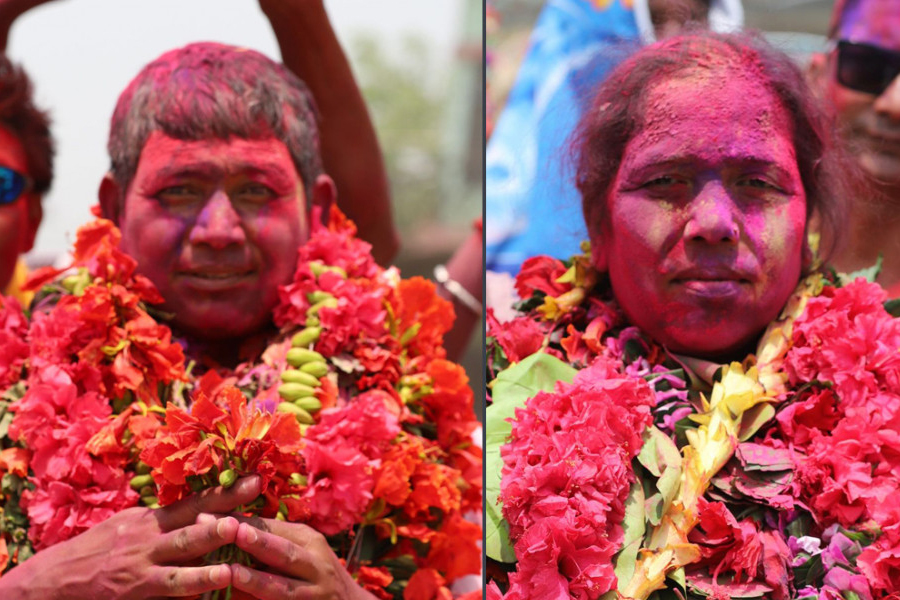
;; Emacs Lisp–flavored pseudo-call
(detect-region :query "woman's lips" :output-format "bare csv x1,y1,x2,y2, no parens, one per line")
670,267,751,299
676,278,746,299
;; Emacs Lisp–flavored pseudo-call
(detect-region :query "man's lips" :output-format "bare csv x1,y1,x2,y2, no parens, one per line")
177,268,256,289
860,127,900,153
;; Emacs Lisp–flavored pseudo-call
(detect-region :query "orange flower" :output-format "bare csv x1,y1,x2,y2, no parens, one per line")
356,566,394,600
404,461,461,520
425,512,482,580
403,568,453,600
141,386,304,506
372,438,420,508
0,447,30,477
424,359,476,448
394,278,454,359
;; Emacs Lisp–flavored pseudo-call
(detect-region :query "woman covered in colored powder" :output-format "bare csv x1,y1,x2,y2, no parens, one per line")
487,31,900,599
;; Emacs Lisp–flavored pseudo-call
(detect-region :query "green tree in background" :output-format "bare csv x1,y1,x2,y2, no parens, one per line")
350,33,446,235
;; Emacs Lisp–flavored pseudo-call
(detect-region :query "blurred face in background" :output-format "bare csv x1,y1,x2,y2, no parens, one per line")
823,0,900,188
648,0,710,39
0,125,41,292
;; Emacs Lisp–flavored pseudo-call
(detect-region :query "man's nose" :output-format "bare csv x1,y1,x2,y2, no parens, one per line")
189,190,246,248
683,182,740,244
874,72,900,121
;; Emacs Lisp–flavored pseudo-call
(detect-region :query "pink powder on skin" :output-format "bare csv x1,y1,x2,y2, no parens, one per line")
118,131,310,344
595,63,808,361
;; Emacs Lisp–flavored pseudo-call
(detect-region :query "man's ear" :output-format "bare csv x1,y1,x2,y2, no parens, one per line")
807,52,829,96
98,173,122,224
310,174,337,224
21,192,43,253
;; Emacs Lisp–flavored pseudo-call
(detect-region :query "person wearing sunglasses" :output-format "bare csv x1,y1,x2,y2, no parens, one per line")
0,54,51,305
809,0,900,294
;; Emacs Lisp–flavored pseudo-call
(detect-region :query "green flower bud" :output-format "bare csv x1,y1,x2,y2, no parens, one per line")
293,396,322,412
299,361,329,378
281,369,321,387
276,402,316,424
307,297,339,315
218,469,237,488
306,290,334,304
286,348,326,367
130,474,154,490
278,382,317,401
291,327,322,348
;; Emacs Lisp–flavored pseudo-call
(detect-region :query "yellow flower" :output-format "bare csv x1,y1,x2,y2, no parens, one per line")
537,287,586,321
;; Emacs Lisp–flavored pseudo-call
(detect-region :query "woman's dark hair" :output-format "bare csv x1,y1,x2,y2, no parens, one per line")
573,30,857,268
0,56,53,194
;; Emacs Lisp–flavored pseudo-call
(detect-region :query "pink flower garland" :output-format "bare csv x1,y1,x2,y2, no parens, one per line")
497,357,655,599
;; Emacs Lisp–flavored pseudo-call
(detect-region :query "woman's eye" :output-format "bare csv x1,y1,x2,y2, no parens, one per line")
645,175,678,187
739,177,780,191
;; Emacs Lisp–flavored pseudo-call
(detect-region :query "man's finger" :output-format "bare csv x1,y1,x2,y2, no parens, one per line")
231,563,315,600
232,515,320,548
157,476,262,530
151,517,239,563
234,522,320,581
148,563,232,596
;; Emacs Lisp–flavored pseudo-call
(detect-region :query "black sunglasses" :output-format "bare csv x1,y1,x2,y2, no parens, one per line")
836,40,900,96
0,166,30,205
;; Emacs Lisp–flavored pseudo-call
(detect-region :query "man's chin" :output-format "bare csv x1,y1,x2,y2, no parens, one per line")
860,152,900,188
169,311,271,343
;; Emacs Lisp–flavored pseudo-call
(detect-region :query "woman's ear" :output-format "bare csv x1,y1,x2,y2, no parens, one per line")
590,235,608,272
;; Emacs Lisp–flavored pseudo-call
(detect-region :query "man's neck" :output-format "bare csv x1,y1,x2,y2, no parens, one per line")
832,183,900,291
175,325,277,372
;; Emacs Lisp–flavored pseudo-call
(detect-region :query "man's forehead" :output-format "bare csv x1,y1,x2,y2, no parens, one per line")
835,0,900,49
137,132,299,177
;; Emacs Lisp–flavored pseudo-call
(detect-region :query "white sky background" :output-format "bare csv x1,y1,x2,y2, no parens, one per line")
6,0,461,260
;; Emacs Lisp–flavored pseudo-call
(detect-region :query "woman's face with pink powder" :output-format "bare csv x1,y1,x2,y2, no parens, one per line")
593,66,808,360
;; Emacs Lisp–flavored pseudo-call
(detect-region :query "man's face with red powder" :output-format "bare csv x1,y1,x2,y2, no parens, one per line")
114,131,311,341
825,0,900,186
593,66,807,360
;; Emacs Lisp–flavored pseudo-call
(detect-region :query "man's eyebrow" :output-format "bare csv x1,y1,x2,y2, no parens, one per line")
147,161,294,181
150,162,221,180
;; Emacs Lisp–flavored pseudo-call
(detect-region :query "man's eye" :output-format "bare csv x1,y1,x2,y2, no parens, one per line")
233,183,275,203
156,185,203,205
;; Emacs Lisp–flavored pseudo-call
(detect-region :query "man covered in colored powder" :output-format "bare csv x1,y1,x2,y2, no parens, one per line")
0,54,51,305
0,0,399,268
0,41,390,600
809,0,900,292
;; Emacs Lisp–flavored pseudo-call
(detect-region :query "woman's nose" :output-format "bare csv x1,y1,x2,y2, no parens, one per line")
683,182,740,244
